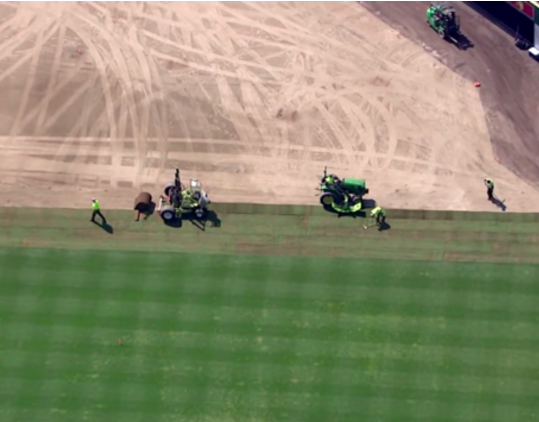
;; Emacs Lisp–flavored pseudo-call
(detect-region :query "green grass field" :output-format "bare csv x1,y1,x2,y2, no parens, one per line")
1,205,539,422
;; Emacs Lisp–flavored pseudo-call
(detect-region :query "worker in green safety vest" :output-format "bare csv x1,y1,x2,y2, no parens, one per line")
91,198,107,225
484,178,494,201
370,206,386,226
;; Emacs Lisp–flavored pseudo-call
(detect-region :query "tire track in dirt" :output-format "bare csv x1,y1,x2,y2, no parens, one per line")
32,24,66,136
72,5,150,189
78,73,103,138
311,103,351,166
41,76,95,133
54,74,104,176
10,23,62,139
337,97,376,157
0,21,58,88
132,22,169,186
63,12,117,140
137,5,414,89
15,56,86,132
0,17,42,65
9,24,48,138
310,82,438,173
0,11,20,36
36,13,123,186
216,2,416,79
215,73,258,146
102,42,144,188
0,134,484,181
144,28,342,86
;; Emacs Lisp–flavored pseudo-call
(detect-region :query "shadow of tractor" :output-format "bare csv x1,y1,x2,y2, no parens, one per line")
164,210,222,231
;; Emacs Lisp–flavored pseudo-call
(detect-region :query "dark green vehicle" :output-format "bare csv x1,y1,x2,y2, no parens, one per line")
318,167,369,214
426,3,460,40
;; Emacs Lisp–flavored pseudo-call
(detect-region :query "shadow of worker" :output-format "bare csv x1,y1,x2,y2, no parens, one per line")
92,220,114,234
490,196,507,212
378,221,391,232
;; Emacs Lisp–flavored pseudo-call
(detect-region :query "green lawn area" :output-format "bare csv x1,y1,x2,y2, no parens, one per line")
1,206,539,422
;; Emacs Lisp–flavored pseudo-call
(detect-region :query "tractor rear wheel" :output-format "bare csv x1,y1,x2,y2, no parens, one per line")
160,205,176,222
320,192,337,208
352,196,363,207
164,182,176,196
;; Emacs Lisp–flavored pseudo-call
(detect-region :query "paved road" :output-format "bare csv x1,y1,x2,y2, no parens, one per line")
363,1,539,191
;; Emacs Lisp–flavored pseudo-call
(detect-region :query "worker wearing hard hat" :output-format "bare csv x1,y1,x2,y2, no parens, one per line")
370,206,386,226
91,198,107,225
484,178,494,201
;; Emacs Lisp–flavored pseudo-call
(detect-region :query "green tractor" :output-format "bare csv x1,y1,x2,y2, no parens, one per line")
318,167,369,214
158,168,211,223
426,2,460,41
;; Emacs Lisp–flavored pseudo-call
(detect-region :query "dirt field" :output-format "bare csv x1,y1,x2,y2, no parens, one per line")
363,1,539,203
0,1,537,212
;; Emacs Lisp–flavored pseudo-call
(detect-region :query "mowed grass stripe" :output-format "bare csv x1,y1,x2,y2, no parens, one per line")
2,248,539,421
3,300,539,352
1,377,538,422
4,281,539,323
3,364,539,408
2,333,539,387
5,250,539,295
5,229,538,263
3,331,539,387
3,250,539,343
3,247,539,297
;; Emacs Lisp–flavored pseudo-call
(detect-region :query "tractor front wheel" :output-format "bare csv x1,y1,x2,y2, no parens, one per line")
438,28,446,39
194,208,206,219
320,192,337,209
160,205,177,222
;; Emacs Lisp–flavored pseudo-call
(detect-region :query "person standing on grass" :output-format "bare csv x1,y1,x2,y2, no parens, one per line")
484,178,494,201
91,198,107,224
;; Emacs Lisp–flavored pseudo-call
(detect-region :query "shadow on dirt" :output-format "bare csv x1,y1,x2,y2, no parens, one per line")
490,196,507,212
449,32,474,50
363,199,377,209
92,221,114,234
164,210,222,231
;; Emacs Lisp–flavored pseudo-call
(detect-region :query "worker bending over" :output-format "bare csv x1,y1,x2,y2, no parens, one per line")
484,178,494,201
370,206,386,226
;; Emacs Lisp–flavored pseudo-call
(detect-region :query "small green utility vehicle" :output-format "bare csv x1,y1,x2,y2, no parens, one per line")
426,3,460,40
318,167,369,214
158,168,211,222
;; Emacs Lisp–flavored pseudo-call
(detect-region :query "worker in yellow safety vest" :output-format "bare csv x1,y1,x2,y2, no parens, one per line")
91,198,107,225
484,178,494,201
370,206,386,226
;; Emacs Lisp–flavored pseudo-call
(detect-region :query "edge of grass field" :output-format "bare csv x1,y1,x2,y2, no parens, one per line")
2,202,539,221
205,203,539,222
